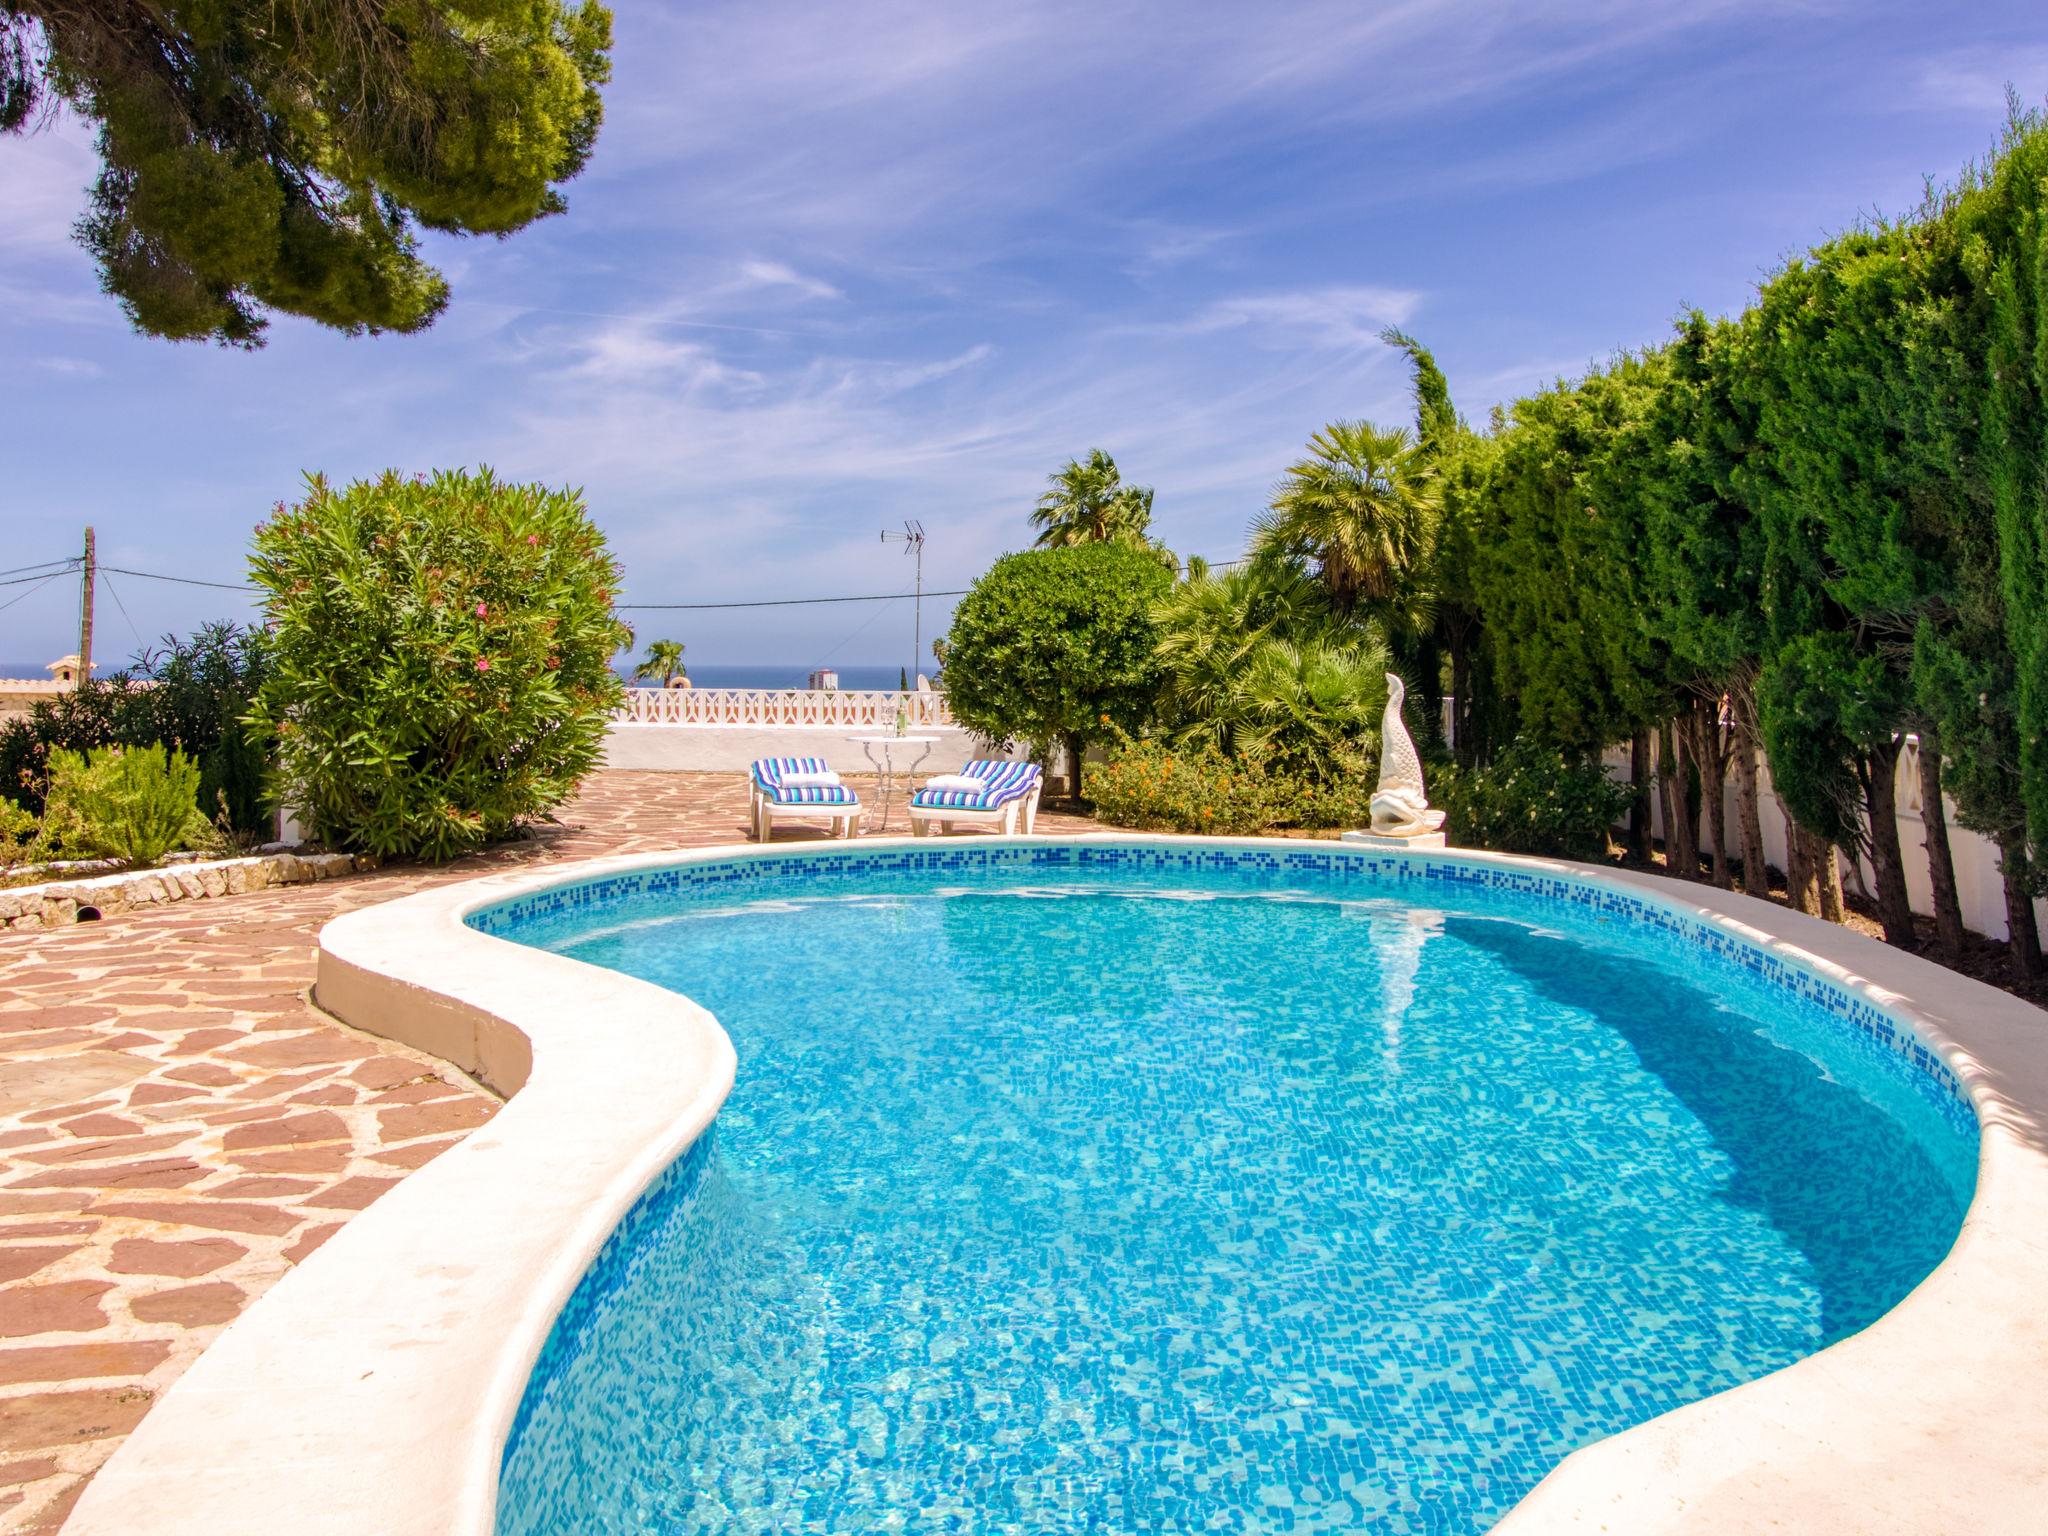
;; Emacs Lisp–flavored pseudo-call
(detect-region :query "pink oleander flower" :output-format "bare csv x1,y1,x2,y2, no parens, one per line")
475,657,490,672
527,533,540,545
475,601,488,617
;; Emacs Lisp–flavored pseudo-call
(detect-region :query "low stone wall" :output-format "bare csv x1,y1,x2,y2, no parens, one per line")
1,848,376,930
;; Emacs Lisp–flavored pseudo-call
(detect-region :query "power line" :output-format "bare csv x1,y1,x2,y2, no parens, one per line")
82,564,962,608
99,571,147,651
0,566,84,588
0,572,65,616
807,596,902,674
620,590,969,611
68,549,1254,610
98,564,254,593
0,557,81,581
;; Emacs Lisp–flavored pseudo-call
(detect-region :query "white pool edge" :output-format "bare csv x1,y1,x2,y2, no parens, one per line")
63,836,2048,1536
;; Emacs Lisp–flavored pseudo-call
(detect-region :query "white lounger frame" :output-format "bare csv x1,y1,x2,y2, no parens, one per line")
909,783,1041,837
751,790,862,842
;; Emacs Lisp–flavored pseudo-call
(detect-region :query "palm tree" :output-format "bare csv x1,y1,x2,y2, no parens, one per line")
1153,561,1331,751
1252,421,1438,622
1227,636,1390,777
632,638,687,688
1031,449,1156,548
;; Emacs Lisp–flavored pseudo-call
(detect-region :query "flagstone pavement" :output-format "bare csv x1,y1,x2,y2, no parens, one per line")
0,771,1104,1533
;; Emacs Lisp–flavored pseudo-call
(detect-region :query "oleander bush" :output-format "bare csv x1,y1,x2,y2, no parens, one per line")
42,744,207,867
1090,738,1379,834
1435,741,1632,860
248,468,631,861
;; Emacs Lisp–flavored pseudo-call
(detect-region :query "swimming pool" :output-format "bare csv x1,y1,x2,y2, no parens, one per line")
473,843,1976,1536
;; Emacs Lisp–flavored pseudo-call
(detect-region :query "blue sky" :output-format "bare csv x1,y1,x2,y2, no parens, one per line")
3,0,2044,677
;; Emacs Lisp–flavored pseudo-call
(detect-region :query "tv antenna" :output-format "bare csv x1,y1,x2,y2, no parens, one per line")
880,520,926,686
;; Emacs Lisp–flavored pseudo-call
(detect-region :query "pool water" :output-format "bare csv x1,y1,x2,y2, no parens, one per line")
489,856,1974,1535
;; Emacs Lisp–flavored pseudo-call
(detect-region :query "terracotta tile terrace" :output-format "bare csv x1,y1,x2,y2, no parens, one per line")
0,771,1104,1534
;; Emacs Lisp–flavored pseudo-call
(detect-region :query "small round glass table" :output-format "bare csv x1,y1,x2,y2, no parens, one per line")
848,734,938,833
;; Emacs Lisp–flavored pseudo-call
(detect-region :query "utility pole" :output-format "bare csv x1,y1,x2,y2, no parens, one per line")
79,526,95,679
880,521,926,686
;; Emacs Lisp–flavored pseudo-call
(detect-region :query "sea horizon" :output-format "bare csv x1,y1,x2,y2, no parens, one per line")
2,660,930,692
617,662,932,691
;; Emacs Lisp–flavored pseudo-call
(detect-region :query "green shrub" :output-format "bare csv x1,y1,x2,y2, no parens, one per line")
942,542,1170,795
0,624,272,836
248,468,631,861
130,623,274,838
1151,562,1392,775
0,681,129,814
1436,742,1631,860
1090,738,1379,834
0,799,47,874
43,744,206,867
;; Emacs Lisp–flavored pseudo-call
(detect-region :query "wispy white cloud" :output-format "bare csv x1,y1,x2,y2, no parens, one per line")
845,343,997,396
1174,286,1424,349
558,323,767,390
10,0,1993,669
734,259,844,302
598,1,1796,249
33,355,102,378
1460,355,1601,412
1119,221,1240,280
0,116,97,256
1915,46,2048,115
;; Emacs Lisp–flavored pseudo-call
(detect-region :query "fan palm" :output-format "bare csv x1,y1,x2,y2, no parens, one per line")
632,638,687,687
1227,635,1391,776
1152,561,1331,750
1031,449,1156,548
1253,421,1438,622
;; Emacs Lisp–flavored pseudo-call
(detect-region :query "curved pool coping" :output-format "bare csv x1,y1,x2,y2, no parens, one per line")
63,835,2048,1536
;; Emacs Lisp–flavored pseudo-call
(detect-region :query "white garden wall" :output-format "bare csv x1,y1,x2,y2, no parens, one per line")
603,722,1008,774
602,689,1021,775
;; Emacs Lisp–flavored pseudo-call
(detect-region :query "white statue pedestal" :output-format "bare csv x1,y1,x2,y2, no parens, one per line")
1341,830,1447,850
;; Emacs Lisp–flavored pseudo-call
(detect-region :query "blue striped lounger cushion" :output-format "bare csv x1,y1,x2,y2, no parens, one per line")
750,757,859,806
911,761,1040,811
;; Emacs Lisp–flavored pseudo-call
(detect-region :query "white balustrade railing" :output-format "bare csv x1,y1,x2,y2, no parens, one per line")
614,687,954,729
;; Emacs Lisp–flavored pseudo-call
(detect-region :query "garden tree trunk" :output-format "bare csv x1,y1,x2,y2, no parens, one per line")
1662,721,1699,880
1065,734,1086,801
1856,740,1916,947
2000,842,2042,985
1412,631,1446,755
1656,724,1678,871
1781,801,1815,914
1731,706,1769,898
1627,731,1651,863
1685,700,1730,889
1914,727,1967,957
1448,626,1473,767
1815,832,1846,925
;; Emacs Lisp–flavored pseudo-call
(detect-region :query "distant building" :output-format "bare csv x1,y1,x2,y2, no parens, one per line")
0,655,95,722
808,669,839,691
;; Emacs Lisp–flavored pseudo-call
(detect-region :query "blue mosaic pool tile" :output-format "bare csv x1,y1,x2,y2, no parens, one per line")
468,841,1976,1135
483,842,1977,1536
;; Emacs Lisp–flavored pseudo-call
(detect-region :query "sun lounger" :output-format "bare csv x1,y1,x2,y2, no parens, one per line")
908,760,1041,836
748,757,862,841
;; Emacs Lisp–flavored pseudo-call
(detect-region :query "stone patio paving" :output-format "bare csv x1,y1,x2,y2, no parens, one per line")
0,771,1103,1533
